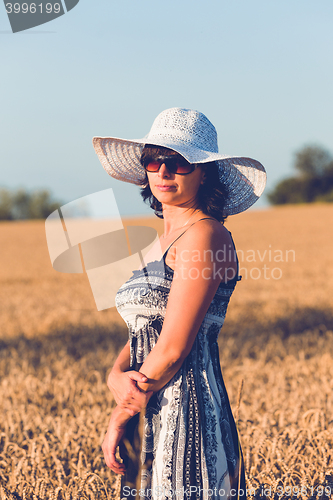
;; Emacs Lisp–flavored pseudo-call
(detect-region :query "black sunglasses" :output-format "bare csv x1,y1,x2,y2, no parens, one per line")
143,155,198,175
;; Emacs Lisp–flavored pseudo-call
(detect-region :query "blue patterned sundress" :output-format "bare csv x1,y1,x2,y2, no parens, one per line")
115,219,246,500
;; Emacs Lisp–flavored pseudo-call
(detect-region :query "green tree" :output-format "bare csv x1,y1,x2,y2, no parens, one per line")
0,189,13,220
0,188,62,220
294,145,333,177
268,145,333,205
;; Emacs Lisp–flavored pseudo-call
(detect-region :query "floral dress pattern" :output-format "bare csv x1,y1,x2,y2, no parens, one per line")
115,222,246,500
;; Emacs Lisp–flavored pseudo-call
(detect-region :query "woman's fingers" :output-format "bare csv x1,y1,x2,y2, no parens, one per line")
107,370,147,393
120,390,154,416
108,370,153,411
102,445,125,474
126,371,148,384
107,370,144,396
106,453,126,475
120,396,152,415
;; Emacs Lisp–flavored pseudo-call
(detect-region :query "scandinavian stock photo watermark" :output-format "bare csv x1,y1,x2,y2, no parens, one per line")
236,245,295,281
45,188,296,312
160,245,295,282
121,483,331,499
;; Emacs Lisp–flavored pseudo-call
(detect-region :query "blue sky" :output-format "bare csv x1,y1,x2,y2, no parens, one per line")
1,0,332,216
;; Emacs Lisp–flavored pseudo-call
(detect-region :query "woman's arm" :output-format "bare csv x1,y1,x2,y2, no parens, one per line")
107,340,152,416
136,221,237,393
104,344,151,473
102,405,131,475
103,221,237,473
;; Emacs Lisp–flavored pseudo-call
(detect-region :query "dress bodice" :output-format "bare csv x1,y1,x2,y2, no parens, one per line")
115,249,239,367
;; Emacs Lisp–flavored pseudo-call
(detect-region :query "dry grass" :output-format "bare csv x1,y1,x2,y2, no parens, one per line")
1,204,333,499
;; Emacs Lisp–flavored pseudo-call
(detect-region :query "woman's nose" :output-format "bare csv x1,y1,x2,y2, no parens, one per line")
158,163,171,177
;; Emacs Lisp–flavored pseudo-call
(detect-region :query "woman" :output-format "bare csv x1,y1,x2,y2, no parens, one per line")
93,108,266,499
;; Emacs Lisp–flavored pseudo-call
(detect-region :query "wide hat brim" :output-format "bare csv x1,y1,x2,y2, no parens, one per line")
93,135,266,216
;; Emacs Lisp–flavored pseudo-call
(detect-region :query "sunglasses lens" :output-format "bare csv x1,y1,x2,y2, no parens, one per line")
145,161,161,172
172,162,193,174
144,157,195,174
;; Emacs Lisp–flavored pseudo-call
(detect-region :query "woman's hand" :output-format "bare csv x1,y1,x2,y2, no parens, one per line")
102,406,129,475
107,368,152,417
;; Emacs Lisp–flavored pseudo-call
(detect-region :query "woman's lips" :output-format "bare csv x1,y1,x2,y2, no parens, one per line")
156,185,176,191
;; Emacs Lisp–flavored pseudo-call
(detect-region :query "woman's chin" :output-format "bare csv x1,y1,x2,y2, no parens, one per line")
153,191,179,204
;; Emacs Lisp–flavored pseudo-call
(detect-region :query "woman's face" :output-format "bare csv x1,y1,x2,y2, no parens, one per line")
146,151,206,208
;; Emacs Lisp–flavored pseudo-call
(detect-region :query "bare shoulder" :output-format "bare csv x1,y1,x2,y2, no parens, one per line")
165,217,237,273
177,217,233,251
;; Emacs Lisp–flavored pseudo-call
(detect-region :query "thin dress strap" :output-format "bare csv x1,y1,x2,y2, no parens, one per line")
162,217,217,259
163,219,241,283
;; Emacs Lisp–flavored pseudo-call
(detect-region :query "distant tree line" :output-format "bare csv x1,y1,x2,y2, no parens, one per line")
268,145,333,205
0,188,62,220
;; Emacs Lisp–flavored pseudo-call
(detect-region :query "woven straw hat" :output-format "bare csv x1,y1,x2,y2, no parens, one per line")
93,107,266,216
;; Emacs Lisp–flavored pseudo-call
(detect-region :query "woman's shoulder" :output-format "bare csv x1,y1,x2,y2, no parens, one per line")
169,216,234,262
180,216,233,248
165,216,237,274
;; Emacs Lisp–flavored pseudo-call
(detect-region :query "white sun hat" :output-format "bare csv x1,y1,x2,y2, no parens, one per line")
92,107,266,216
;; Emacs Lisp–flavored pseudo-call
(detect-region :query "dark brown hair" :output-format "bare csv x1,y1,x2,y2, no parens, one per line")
139,145,229,223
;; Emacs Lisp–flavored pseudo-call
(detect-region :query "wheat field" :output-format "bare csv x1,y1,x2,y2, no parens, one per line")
1,204,333,499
